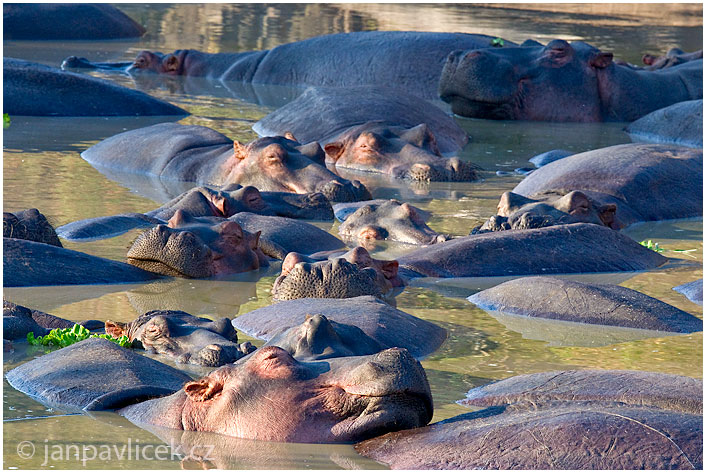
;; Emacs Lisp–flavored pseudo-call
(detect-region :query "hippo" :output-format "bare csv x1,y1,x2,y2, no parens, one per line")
75,32,513,99
472,190,618,233
127,219,268,278
4,58,186,117
356,370,702,469
233,295,447,359
254,86,477,182
56,185,334,241
396,223,667,280
338,199,449,246
165,211,344,260
8,338,433,443
4,300,103,340
120,345,432,443
333,200,431,223
439,39,702,122
104,310,255,367
3,3,145,39
272,247,402,301
4,238,160,287
510,143,702,229
261,314,383,360
81,123,371,202
4,208,62,247
642,48,703,70
528,149,573,168
468,276,702,333
626,100,702,148
674,279,703,305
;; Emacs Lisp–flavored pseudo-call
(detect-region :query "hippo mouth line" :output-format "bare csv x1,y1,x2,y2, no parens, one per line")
126,257,202,279
441,94,514,120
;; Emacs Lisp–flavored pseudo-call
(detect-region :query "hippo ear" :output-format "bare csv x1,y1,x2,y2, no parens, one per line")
590,51,614,69
324,142,345,161
497,192,533,216
598,203,618,229
249,230,261,250
233,140,248,160
184,377,223,402
284,132,298,142
105,320,127,339
380,260,399,280
163,54,180,73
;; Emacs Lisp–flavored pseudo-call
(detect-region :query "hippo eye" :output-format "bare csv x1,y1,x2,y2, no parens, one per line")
144,325,162,338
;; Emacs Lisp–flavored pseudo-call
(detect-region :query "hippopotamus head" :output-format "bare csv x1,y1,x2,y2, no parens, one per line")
273,246,403,301
127,220,267,278
120,346,433,443
474,190,617,233
439,40,614,121
262,313,384,360
105,310,255,367
3,208,62,247
228,135,371,202
642,48,702,70
323,122,477,182
338,199,449,246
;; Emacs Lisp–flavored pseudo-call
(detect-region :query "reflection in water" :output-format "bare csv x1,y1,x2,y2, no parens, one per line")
3,3,702,470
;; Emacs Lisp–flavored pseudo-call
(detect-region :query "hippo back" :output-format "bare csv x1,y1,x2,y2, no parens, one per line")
626,100,703,149
246,31,513,99
253,85,468,154
512,143,703,222
5,338,192,411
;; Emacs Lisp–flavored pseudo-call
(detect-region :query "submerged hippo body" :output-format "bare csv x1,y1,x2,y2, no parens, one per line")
116,32,514,99
511,143,703,228
4,238,160,287
4,208,62,247
674,279,703,305
121,345,432,443
626,100,703,148
234,296,447,359
357,370,703,469
56,185,333,241
469,276,702,333
82,123,370,202
439,39,702,122
398,223,667,280
254,86,476,182
105,310,255,367
338,199,448,246
4,59,186,117
5,338,191,411
272,247,402,301
4,4,145,40
642,48,703,70
4,300,103,340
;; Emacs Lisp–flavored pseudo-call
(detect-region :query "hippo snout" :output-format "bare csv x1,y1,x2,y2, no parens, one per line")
407,159,479,182
319,180,372,203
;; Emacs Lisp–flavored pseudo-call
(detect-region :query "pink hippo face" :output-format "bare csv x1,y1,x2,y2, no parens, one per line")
323,122,477,182
121,346,433,443
225,135,371,202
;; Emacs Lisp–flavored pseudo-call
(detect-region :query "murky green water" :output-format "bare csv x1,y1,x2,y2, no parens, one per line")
3,3,702,470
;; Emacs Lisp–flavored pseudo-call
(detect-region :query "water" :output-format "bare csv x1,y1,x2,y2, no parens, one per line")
3,3,703,469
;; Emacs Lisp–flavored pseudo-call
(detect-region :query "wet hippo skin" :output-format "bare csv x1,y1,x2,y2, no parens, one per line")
356,370,703,469
233,295,447,359
81,123,371,202
4,58,186,117
468,276,703,333
4,4,145,40
626,100,702,149
4,238,162,287
397,223,668,280
4,208,62,247
4,300,103,340
439,39,702,122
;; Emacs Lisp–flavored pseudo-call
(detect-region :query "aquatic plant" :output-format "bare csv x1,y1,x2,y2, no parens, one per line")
27,323,131,348
639,239,665,253
3,113,10,129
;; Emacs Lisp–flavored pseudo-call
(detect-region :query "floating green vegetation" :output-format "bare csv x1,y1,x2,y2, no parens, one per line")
491,37,505,47
639,239,665,253
3,113,10,129
27,324,131,348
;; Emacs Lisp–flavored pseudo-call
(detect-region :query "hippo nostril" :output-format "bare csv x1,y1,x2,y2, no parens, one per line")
464,51,483,61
